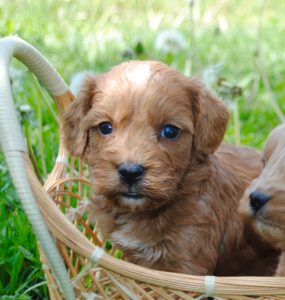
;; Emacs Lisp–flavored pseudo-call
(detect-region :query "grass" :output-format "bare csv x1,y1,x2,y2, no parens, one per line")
0,0,285,298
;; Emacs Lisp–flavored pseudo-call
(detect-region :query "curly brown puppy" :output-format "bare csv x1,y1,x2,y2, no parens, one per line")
240,124,285,275
63,61,279,275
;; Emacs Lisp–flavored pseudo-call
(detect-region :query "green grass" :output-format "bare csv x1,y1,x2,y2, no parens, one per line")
1,0,285,298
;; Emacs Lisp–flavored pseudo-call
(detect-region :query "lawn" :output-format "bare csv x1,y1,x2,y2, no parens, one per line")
0,0,285,298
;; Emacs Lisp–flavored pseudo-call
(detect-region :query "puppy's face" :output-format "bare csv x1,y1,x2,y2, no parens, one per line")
63,61,229,211
239,124,285,245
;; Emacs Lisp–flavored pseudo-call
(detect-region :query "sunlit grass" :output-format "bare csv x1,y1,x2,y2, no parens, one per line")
0,0,285,298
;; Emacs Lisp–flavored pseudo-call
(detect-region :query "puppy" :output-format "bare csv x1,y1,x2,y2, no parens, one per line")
240,124,285,275
63,61,279,275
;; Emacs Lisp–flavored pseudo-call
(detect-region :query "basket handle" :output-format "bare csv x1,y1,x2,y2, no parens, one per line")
0,36,75,300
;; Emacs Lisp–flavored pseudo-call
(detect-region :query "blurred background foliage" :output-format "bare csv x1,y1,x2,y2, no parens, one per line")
0,0,285,298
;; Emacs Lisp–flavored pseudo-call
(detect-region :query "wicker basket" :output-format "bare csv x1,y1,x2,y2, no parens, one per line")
1,36,285,300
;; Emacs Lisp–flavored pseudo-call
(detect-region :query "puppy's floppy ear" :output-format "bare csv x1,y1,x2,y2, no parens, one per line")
62,75,97,157
187,78,230,155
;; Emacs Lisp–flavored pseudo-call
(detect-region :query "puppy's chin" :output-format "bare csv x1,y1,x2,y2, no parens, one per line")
118,194,147,211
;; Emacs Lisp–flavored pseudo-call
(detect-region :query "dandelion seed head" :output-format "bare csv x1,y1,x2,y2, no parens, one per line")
9,66,25,92
69,71,94,98
66,207,77,222
201,64,222,88
155,29,186,54
19,104,32,113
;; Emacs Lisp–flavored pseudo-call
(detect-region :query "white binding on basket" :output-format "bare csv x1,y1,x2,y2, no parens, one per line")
204,275,216,296
90,247,105,264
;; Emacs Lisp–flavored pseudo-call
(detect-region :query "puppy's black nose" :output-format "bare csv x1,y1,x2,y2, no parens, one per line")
250,191,271,214
118,163,145,184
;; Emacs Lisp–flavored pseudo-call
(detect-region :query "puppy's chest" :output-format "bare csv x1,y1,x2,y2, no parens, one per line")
110,218,159,250
111,230,148,252
110,217,170,262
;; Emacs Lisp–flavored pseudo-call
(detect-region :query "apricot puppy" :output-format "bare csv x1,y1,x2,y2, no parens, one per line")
240,124,285,275
63,61,279,275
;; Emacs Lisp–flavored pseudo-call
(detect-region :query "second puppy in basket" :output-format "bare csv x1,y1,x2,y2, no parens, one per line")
240,124,285,275
63,61,279,275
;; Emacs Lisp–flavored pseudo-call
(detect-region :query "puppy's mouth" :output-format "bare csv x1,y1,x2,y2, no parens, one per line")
255,217,285,242
256,217,277,228
118,190,147,209
255,217,285,232
121,192,144,200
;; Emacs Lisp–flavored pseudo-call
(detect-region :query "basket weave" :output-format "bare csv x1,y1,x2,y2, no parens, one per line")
1,36,285,300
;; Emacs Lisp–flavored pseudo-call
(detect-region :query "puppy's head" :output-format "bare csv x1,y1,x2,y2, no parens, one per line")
63,61,229,211
239,124,285,246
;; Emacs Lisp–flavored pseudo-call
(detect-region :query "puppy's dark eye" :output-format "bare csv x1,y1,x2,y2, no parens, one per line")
98,122,113,135
160,124,180,139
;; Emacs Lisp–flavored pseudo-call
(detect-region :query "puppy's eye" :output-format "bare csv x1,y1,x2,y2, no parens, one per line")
160,124,180,140
98,122,113,135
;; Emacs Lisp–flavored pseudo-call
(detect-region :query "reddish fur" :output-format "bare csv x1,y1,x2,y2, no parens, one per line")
240,124,285,276
63,61,279,275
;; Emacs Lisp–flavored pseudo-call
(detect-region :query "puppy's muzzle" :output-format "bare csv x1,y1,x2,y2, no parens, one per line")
118,163,145,185
250,191,271,214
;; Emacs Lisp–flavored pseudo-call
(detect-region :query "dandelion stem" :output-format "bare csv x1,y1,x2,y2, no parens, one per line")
233,100,241,146
20,280,48,296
